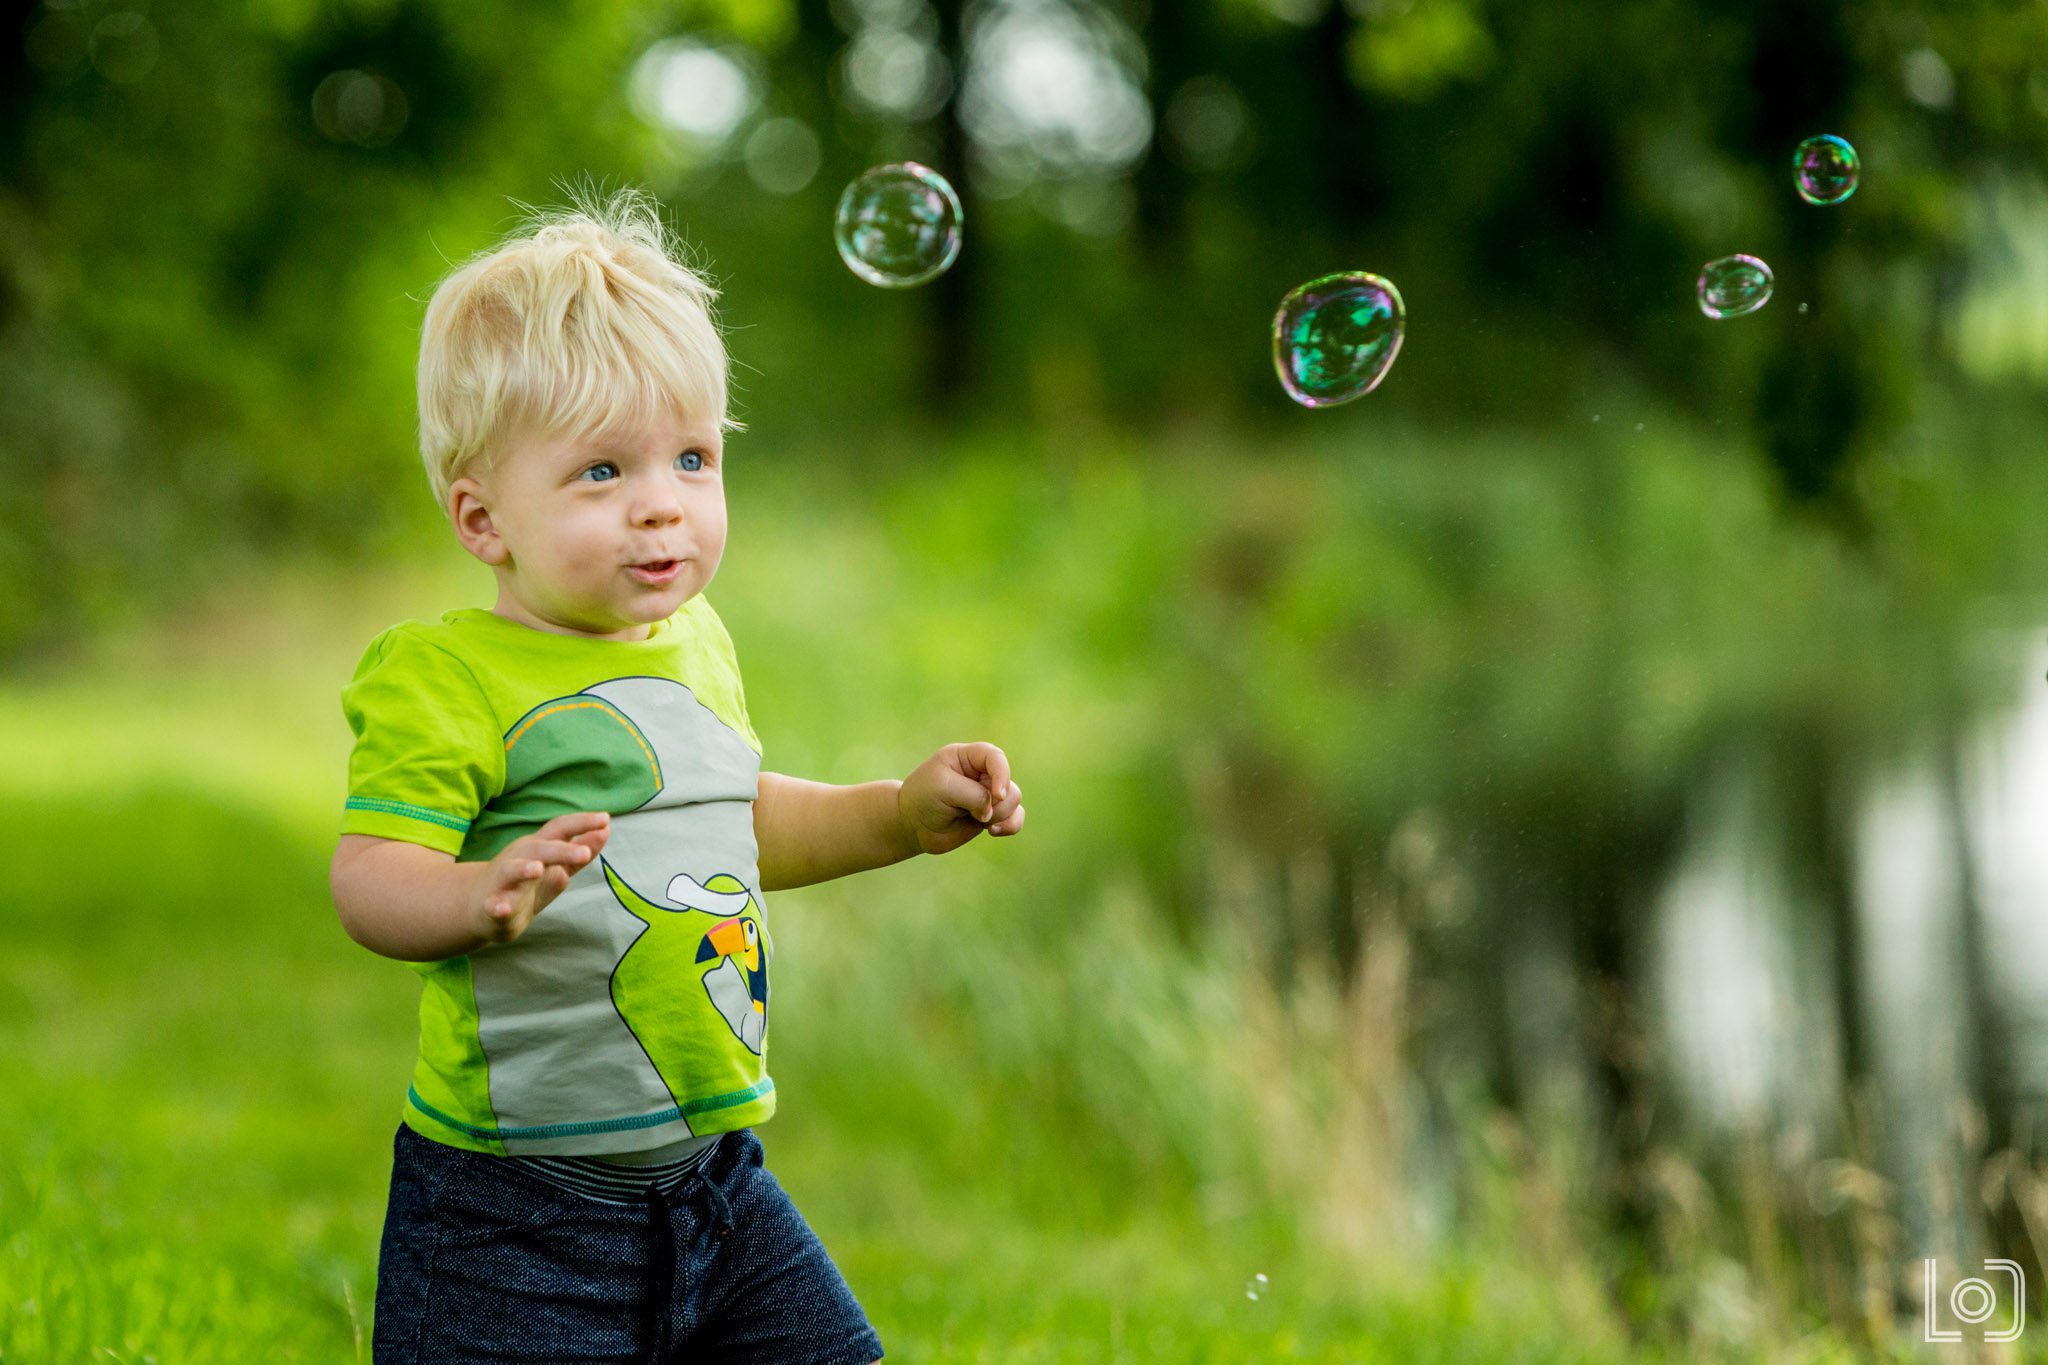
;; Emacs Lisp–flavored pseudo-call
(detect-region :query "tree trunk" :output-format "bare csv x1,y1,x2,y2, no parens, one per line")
925,0,976,410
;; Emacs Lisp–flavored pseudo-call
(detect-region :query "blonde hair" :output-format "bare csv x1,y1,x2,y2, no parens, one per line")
416,184,740,510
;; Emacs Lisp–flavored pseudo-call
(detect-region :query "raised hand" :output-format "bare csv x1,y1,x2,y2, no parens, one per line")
897,742,1026,857
470,810,611,945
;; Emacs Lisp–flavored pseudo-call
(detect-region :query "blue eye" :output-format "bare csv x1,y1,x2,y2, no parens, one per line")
577,453,704,482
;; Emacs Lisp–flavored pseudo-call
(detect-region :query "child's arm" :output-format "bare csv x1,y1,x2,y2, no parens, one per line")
330,812,612,961
755,742,1026,892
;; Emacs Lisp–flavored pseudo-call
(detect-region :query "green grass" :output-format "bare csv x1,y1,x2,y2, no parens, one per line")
0,636,1600,1362
13,425,2043,1361
0,779,1642,1363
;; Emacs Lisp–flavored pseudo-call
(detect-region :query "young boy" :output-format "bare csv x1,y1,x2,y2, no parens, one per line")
330,189,1025,1365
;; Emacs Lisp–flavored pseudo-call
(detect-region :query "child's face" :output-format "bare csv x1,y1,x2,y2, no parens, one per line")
448,407,727,641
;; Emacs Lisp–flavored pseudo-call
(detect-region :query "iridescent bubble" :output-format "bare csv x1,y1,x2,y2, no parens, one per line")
833,162,963,289
1271,272,1406,408
1792,134,1859,206
1245,1272,1269,1301
1696,255,1773,320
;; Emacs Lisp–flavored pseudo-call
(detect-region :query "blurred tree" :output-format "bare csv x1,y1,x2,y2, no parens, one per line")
8,0,2048,656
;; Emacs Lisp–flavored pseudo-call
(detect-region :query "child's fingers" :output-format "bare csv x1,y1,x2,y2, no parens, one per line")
486,869,535,921
487,858,573,923
956,742,1012,799
499,858,545,888
990,804,1026,836
538,810,612,840
527,839,597,868
984,778,1023,825
927,765,994,820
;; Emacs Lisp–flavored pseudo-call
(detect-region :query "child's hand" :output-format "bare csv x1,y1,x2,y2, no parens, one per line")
469,811,611,946
898,742,1026,856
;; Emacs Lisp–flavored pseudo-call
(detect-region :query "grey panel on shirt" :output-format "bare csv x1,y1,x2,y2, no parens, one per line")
468,675,764,1155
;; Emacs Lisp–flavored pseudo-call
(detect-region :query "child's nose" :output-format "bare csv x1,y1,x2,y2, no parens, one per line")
634,498,684,526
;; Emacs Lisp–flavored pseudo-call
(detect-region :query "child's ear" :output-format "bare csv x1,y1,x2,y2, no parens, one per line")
449,477,509,566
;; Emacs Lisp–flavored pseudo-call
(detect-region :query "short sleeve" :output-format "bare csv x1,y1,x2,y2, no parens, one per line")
339,627,505,855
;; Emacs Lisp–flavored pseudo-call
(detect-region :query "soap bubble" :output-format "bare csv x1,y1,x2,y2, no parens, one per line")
1245,1272,1269,1301
1793,135,1859,206
1271,271,1406,408
1696,255,1773,319
833,162,963,289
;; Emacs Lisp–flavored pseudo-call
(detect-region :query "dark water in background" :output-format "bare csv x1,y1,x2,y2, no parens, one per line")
1649,629,2048,1267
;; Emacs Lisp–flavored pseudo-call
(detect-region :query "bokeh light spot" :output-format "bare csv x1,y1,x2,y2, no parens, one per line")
89,12,158,85
744,118,822,196
1164,75,1251,173
630,39,757,144
312,70,410,148
844,27,951,120
26,11,90,74
1902,47,1955,109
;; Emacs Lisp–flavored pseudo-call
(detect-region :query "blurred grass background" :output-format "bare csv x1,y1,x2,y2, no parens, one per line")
8,422,2046,1360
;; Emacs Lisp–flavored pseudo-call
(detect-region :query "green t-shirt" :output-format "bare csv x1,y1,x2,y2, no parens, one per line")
338,598,774,1156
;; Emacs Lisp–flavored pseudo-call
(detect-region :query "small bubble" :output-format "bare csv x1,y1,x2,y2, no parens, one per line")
1591,414,1601,422
1271,272,1405,408
1245,1272,1269,1301
1697,254,1773,319
1798,301,1810,315
1792,134,1859,206
1634,422,1645,433
833,162,963,289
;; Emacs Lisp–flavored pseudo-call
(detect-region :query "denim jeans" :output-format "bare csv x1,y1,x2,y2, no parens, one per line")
371,1122,885,1364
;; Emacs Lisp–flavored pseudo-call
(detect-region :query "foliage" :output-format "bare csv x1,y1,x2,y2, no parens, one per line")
4,0,2048,656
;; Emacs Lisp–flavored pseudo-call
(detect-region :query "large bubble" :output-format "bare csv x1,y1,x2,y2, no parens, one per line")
1697,254,1773,319
833,162,963,289
1271,272,1406,408
1793,134,1860,206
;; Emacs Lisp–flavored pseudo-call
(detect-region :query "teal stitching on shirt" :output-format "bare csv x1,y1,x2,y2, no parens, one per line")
345,797,472,833
407,1079,775,1141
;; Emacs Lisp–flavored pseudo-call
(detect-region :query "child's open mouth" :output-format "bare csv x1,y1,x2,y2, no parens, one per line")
630,560,681,584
